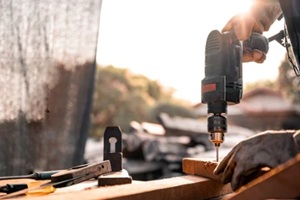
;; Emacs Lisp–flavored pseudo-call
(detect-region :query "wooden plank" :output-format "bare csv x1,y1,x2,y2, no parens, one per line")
182,158,222,181
98,169,132,186
13,175,232,200
225,153,300,200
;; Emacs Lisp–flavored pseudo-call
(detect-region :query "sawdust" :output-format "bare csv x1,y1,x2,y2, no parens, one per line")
203,160,217,170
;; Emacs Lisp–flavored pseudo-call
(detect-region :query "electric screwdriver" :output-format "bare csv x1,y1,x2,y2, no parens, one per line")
201,30,269,161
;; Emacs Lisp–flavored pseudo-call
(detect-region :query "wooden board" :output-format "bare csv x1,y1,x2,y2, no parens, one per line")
7,153,300,200
225,153,300,200
182,158,222,181
11,175,232,200
98,169,132,186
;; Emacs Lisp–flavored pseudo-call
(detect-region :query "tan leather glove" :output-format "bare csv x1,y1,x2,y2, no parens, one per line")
222,0,282,63
214,130,300,191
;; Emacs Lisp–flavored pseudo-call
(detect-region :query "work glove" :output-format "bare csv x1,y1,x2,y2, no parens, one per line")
214,130,300,191
222,1,282,63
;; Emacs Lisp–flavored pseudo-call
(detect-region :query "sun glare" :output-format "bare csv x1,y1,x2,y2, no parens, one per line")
235,0,253,13
97,0,283,104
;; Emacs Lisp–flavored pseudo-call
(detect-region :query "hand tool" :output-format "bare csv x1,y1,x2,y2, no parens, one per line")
0,181,56,195
103,126,123,172
0,160,112,199
201,30,269,161
98,126,132,186
0,170,61,181
0,165,88,195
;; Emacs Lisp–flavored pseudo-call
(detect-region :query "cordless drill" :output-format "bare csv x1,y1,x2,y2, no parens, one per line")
201,30,269,161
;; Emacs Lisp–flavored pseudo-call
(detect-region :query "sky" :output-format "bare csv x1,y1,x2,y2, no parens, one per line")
96,0,287,104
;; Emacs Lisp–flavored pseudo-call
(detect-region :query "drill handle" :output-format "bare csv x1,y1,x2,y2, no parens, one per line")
242,32,269,54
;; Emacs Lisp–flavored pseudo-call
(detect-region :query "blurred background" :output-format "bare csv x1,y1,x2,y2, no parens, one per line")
1,0,300,182
88,0,300,180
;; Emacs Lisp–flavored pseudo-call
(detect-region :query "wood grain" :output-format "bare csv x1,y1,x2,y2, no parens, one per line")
182,158,222,181
12,175,232,200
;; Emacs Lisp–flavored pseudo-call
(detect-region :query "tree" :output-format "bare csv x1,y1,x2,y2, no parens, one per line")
148,101,196,122
90,65,195,138
277,55,300,103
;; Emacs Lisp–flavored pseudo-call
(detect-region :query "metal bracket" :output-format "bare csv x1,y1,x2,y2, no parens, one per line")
103,126,123,171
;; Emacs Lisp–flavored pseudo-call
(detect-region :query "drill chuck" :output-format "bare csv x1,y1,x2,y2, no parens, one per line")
208,114,227,134
210,132,224,146
207,101,227,146
208,101,227,132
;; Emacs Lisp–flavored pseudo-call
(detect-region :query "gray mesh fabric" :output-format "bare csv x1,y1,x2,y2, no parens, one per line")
0,0,102,175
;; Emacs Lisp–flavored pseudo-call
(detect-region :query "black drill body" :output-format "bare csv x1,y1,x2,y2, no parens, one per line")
201,30,269,149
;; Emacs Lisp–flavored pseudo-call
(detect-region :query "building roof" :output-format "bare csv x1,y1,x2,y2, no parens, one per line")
195,87,299,116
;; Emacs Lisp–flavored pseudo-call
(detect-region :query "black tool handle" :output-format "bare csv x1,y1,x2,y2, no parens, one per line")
0,170,60,181
33,171,61,180
243,32,269,54
0,184,28,194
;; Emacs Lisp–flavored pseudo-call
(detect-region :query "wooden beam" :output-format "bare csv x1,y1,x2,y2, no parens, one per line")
9,153,300,200
15,175,232,200
225,153,300,200
183,155,300,199
182,158,222,181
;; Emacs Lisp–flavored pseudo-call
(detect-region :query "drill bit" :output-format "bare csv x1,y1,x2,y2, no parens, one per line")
215,145,219,162
210,132,222,162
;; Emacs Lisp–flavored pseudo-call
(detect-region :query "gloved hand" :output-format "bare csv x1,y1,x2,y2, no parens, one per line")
214,130,300,191
222,1,282,63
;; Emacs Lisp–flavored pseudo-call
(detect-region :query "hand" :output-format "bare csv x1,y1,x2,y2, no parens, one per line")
222,1,281,64
222,13,264,41
222,1,281,41
214,130,300,191
222,13,267,63
242,49,266,63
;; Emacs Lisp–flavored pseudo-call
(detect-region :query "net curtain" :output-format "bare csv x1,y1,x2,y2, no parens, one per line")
0,0,102,175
